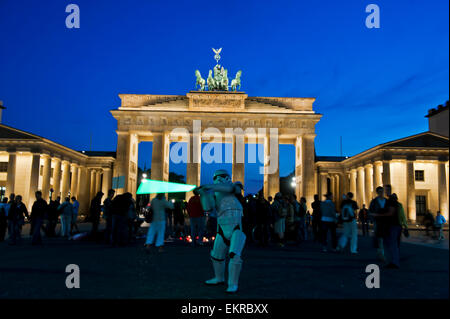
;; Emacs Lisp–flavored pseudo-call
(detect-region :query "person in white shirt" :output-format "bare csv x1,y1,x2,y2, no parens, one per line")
145,193,174,252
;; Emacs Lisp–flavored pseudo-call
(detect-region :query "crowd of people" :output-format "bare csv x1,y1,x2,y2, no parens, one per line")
0,184,447,271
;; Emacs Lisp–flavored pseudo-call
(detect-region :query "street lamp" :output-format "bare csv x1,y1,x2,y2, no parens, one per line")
142,173,147,178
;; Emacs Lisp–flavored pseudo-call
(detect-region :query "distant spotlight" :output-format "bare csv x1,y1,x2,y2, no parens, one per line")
142,173,147,178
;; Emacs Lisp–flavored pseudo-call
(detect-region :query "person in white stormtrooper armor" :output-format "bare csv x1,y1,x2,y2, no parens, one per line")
195,169,246,293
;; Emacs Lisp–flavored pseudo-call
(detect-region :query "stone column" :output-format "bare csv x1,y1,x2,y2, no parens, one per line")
28,153,41,207
151,132,170,182
438,158,449,220
406,158,416,221
339,172,346,206
364,164,373,207
115,131,131,194
373,161,383,195
70,163,79,199
77,166,90,215
263,131,279,199
95,169,102,195
6,152,16,197
320,173,328,198
101,168,112,201
76,166,82,198
356,167,365,207
232,132,245,185
350,169,357,195
40,154,51,200
186,133,201,199
382,160,391,187
301,134,316,205
89,169,96,201
60,160,70,199
150,132,170,199
52,157,62,198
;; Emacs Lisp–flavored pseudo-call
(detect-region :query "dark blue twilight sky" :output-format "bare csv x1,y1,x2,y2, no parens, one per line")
0,0,448,194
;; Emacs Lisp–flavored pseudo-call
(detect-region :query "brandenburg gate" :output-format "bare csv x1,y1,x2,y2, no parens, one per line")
111,50,322,203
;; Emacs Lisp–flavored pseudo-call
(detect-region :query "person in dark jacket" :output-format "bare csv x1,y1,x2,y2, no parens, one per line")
111,192,132,246
46,196,60,237
0,198,9,241
372,193,402,268
8,195,29,245
255,194,271,247
369,186,389,262
30,191,48,245
311,194,322,242
103,189,115,244
89,191,104,236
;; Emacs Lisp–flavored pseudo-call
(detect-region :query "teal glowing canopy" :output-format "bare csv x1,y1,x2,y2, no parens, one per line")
136,179,196,194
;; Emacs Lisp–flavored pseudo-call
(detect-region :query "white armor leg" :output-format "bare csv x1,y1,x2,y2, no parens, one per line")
205,231,228,285
227,228,246,293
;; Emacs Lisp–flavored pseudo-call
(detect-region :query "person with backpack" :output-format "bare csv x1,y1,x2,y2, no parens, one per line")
337,192,359,254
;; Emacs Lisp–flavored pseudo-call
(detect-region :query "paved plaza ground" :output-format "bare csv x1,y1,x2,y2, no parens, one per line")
0,223,448,299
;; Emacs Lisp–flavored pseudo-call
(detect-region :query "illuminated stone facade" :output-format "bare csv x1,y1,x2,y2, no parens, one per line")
316,132,449,221
0,124,115,214
111,92,322,203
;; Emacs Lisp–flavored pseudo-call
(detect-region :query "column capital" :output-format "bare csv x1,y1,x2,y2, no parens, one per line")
364,163,373,168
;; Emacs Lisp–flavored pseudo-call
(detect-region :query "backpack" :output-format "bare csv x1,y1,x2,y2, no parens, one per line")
341,203,355,222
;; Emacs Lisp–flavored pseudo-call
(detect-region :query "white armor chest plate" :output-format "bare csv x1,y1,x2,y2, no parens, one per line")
216,195,243,226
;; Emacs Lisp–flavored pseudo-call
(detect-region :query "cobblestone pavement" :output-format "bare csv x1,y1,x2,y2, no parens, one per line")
0,223,448,299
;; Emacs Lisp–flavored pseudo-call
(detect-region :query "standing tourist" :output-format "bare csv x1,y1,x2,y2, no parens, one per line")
187,189,205,246
58,197,73,238
111,193,132,246
71,196,80,235
320,192,338,252
255,193,271,247
46,196,60,237
358,204,370,236
145,193,174,252
337,192,359,254
369,186,388,262
30,191,47,245
173,199,185,238
89,191,104,236
103,189,115,244
0,198,9,242
372,193,402,269
434,211,447,241
311,194,322,242
271,193,287,247
298,197,307,242
127,196,137,242
8,195,28,245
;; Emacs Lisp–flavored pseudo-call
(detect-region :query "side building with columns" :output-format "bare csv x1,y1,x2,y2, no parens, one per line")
0,124,115,214
315,131,449,222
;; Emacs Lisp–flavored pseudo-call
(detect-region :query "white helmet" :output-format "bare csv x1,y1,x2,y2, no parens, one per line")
213,169,231,184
